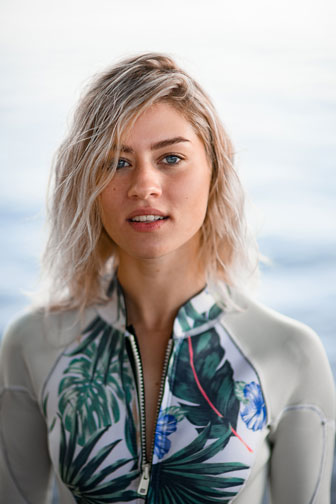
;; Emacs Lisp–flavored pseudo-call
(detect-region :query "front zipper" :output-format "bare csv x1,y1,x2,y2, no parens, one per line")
128,333,173,498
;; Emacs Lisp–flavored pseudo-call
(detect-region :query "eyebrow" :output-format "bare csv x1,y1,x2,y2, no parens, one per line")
119,136,190,154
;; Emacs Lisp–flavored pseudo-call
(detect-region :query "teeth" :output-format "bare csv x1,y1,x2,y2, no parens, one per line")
131,215,165,222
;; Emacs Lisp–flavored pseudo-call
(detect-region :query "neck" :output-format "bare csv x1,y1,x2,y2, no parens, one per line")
117,252,206,333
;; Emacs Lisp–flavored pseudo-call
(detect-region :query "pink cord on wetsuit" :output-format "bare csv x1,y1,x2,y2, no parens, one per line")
188,335,253,453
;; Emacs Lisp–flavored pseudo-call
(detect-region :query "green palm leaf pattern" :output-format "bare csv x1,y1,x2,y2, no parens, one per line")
169,329,239,439
58,318,134,446
177,299,223,332
59,413,139,503
43,280,262,502
148,425,248,503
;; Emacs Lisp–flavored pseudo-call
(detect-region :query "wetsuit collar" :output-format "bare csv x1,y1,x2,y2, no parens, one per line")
96,274,225,337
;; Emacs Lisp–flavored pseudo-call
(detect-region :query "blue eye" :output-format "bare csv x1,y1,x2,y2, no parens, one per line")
116,158,130,169
163,155,181,165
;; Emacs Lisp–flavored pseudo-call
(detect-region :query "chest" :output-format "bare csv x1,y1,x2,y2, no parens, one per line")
42,317,268,503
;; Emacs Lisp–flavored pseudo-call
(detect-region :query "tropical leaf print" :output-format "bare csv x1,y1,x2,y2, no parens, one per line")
169,329,240,439
58,317,134,446
124,404,138,464
177,299,222,332
234,381,249,404
148,424,248,504
42,279,266,503
59,413,139,503
160,405,186,422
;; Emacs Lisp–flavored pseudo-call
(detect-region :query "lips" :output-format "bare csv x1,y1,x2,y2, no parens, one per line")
126,208,168,221
126,208,169,232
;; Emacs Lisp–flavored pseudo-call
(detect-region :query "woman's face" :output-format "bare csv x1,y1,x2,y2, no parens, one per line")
100,102,212,263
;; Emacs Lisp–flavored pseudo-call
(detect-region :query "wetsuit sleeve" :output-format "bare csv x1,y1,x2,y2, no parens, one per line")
0,318,53,503
269,406,335,503
268,326,335,503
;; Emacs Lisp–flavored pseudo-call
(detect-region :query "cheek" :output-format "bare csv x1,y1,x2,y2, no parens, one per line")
100,183,121,214
186,171,211,205
177,177,210,230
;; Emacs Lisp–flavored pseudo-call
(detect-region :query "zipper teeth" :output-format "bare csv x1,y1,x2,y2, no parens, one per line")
149,338,174,463
129,333,174,475
129,334,147,465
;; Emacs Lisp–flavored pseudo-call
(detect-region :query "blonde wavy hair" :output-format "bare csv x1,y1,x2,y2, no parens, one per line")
42,52,259,311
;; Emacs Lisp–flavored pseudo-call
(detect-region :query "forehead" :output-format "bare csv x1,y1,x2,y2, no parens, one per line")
121,102,198,147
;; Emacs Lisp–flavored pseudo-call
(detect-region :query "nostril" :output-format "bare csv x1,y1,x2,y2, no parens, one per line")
127,180,162,199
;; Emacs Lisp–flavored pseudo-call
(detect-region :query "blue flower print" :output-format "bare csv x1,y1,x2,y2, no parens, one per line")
154,413,178,459
240,382,266,431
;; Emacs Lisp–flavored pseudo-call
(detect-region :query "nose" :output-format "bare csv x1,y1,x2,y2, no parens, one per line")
127,163,162,200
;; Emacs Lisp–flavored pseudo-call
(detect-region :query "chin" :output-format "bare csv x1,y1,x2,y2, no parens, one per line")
118,235,200,263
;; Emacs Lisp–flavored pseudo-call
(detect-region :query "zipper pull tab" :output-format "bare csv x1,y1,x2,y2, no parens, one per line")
137,463,150,496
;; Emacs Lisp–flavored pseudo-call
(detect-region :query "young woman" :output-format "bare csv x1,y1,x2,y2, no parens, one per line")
0,53,334,503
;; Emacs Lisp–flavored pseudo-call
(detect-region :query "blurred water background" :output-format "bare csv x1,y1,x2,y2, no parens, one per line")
0,0,335,500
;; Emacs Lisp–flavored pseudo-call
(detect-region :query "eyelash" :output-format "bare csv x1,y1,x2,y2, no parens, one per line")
116,158,130,169
115,154,184,170
161,154,183,165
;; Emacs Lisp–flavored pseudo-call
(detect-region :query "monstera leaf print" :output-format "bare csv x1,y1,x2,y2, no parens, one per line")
59,413,139,503
169,329,239,439
124,389,138,462
58,317,134,446
177,298,223,332
148,424,248,504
